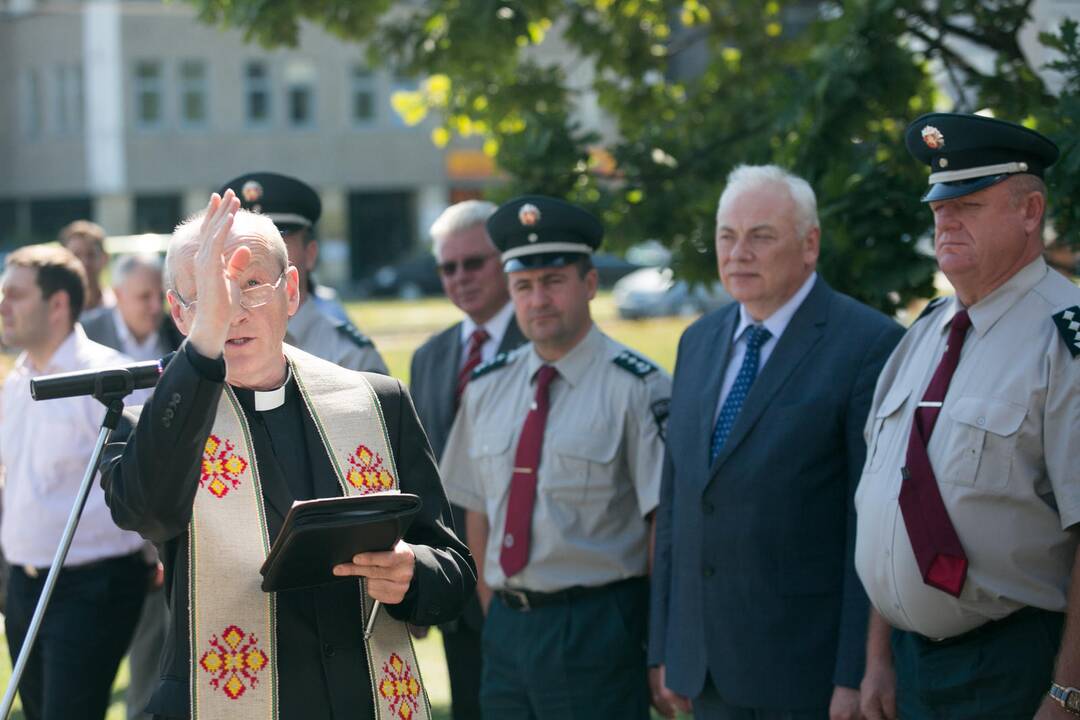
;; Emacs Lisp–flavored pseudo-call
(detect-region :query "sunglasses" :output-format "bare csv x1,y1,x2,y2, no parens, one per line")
437,253,497,278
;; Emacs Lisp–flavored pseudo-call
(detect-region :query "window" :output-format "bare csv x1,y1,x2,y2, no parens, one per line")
22,69,43,137
390,74,419,128
53,65,82,133
244,61,271,126
351,65,376,125
134,60,163,128
284,60,316,128
178,60,207,127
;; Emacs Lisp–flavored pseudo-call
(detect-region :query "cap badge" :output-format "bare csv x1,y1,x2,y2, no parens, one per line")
921,125,945,150
518,203,541,227
241,180,263,203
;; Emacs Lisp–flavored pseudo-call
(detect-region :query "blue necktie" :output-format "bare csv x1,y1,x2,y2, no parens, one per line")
710,324,772,463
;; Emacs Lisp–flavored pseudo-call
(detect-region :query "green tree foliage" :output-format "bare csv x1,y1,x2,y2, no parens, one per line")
191,0,1079,312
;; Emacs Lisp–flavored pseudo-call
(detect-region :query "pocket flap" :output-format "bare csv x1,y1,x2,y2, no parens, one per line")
550,429,620,464
948,397,1026,436
875,385,911,419
468,429,515,459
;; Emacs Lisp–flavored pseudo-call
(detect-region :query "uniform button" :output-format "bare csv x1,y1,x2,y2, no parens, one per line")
323,643,335,658
702,566,715,578
702,500,714,515
976,416,986,427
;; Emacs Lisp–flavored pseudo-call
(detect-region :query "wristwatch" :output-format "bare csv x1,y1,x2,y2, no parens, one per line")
1050,683,1080,715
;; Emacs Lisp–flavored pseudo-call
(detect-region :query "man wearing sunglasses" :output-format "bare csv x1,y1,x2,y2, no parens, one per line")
218,172,388,374
100,190,475,720
409,199,526,720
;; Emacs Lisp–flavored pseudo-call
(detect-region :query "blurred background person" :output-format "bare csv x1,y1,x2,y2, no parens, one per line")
409,199,526,720
58,220,114,317
0,245,146,720
81,251,178,720
218,171,388,373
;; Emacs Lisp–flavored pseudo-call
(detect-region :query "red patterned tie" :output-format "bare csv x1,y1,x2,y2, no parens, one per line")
499,365,558,578
455,328,490,407
900,309,971,597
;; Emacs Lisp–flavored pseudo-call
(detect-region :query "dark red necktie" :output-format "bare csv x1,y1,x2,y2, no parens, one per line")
455,328,490,407
900,309,972,597
499,365,558,577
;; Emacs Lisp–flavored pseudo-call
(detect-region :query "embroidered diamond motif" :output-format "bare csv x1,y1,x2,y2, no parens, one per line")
345,444,395,495
1069,321,1079,332
1064,310,1075,321
378,653,422,720
199,624,269,700
200,434,248,498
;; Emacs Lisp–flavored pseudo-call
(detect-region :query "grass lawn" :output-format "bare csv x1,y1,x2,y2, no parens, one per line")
0,292,696,715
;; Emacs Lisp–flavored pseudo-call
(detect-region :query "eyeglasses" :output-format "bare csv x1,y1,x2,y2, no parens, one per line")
171,270,286,311
437,253,497,278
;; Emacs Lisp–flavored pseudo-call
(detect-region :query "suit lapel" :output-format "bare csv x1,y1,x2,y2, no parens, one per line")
707,279,832,480
435,323,464,432
698,307,739,469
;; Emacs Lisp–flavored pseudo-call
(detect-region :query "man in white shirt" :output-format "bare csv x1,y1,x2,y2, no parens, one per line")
408,200,526,720
0,244,147,720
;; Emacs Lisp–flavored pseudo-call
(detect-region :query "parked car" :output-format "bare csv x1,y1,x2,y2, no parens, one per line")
613,267,733,319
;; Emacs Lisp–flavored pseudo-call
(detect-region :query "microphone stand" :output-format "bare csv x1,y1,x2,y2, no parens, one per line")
0,371,141,719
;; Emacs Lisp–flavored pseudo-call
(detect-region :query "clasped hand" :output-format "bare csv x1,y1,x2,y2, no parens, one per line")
332,540,416,605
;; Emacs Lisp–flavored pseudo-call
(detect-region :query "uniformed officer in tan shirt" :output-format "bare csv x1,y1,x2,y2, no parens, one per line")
217,172,389,374
440,195,671,720
855,113,1080,720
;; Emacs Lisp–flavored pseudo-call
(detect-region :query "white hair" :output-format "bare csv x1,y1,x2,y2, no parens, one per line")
429,200,497,256
717,164,820,238
112,253,163,289
165,209,286,291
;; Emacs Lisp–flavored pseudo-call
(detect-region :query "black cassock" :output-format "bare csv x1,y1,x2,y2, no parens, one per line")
100,342,475,719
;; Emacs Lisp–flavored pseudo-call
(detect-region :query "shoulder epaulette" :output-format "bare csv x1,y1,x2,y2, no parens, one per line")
471,351,512,380
333,320,374,349
913,296,947,324
1052,306,1080,358
612,349,658,379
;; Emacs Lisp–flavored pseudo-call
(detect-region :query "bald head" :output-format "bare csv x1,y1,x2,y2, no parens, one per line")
166,209,288,297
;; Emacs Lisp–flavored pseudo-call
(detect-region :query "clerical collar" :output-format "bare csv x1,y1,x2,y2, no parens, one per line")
253,366,292,411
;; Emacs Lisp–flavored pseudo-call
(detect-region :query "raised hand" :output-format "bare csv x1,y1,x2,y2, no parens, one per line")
187,190,244,357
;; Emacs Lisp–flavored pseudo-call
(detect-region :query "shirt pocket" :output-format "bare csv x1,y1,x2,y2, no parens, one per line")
467,427,515,498
865,386,911,474
545,423,623,502
942,396,1026,490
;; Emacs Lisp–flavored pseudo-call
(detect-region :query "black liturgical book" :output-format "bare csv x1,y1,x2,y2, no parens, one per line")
260,492,422,592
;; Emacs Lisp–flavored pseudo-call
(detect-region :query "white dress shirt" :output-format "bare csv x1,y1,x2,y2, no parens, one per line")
714,272,817,422
459,301,515,367
0,325,145,567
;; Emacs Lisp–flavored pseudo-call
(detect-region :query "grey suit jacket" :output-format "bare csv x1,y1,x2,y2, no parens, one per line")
81,308,175,359
409,314,526,631
649,277,903,708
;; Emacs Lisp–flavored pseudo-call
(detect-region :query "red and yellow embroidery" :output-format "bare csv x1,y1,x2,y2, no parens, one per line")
378,653,422,719
201,434,249,498
198,624,269,700
345,444,395,495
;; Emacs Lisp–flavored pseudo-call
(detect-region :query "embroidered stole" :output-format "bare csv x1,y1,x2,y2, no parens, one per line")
189,346,431,719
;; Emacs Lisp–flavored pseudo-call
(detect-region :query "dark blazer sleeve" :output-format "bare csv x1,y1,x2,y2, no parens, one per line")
833,320,903,688
99,341,225,545
368,374,477,626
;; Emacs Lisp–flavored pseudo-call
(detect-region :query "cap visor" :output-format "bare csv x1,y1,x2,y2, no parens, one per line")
921,174,1010,202
504,252,588,273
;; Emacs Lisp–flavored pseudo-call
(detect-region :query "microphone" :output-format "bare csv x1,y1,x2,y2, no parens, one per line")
31,352,176,401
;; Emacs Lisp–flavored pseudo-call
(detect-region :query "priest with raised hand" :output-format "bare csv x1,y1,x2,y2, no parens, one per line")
100,189,474,720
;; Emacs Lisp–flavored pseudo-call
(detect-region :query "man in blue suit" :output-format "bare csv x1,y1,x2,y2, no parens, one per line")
649,165,903,719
